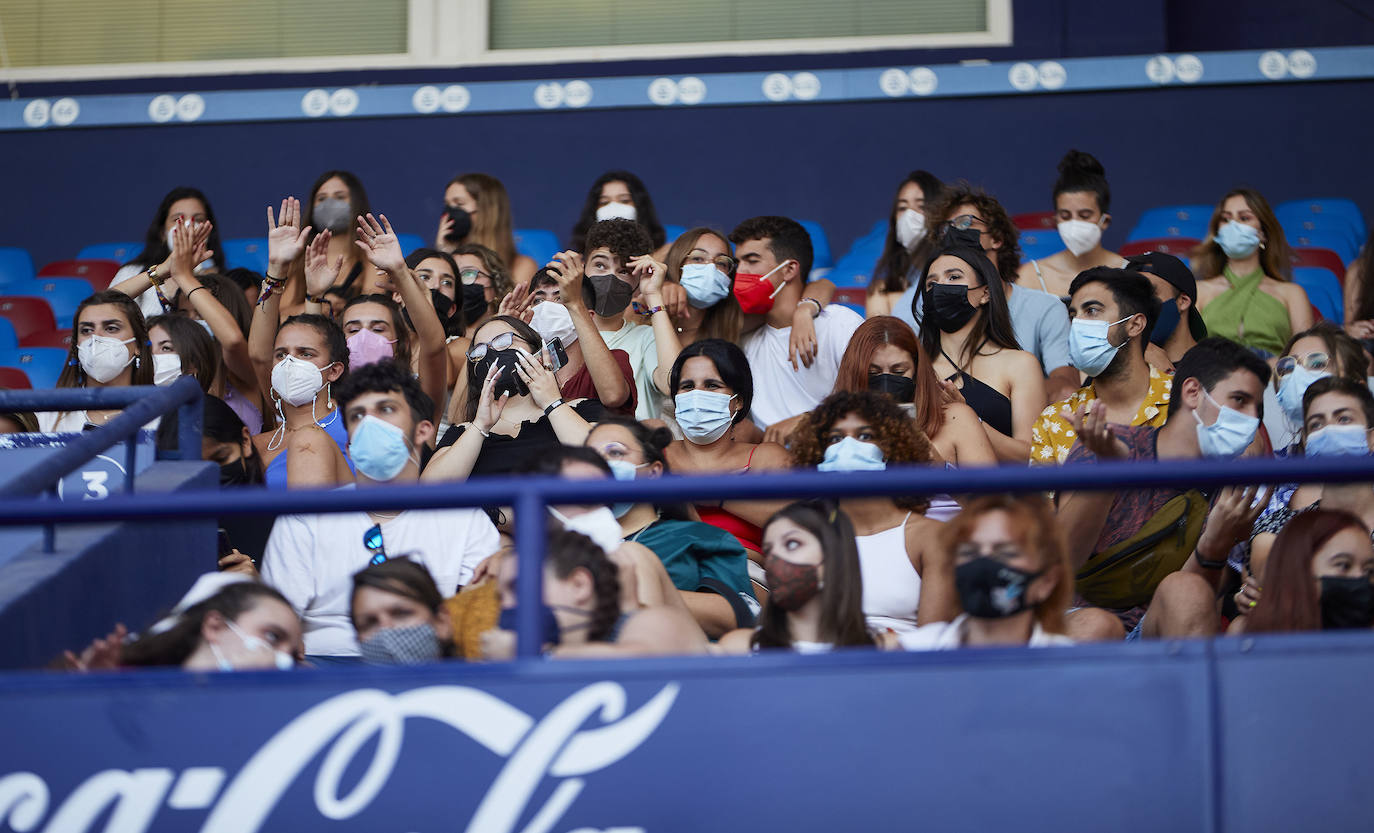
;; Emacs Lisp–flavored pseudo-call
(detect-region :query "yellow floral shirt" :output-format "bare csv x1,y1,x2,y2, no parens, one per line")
1030,365,1173,465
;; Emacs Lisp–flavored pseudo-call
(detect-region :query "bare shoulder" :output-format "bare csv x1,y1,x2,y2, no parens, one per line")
619,607,711,656
746,441,792,470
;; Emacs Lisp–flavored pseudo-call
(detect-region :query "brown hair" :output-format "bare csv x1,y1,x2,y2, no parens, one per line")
1248,509,1367,634
935,494,1071,634
1192,188,1294,282
1281,321,1366,383
450,173,519,268
754,501,873,650
664,227,742,344
453,242,515,310
926,183,1023,283
58,290,154,389
833,316,944,440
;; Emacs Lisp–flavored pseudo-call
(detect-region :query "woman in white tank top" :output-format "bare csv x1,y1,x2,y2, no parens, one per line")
787,390,944,634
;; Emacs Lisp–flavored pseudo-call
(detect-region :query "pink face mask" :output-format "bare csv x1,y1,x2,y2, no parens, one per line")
346,328,397,368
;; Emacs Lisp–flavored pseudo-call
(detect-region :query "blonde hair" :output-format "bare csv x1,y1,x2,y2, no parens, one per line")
451,173,519,269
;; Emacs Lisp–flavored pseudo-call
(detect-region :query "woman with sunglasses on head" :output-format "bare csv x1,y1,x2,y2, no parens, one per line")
247,198,354,489
425,315,602,480
1194,188,1311,358
920,240,1046,463
717,501,876,654
1263,322,1366,453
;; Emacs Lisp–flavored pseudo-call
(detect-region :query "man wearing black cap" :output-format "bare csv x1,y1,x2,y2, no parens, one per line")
1126,251,1207,369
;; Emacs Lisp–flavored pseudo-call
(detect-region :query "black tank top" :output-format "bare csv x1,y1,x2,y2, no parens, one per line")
941,348,1014,438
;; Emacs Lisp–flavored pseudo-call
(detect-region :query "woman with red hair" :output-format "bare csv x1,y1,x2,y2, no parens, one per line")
769,316,993,467
1236,508,1374,634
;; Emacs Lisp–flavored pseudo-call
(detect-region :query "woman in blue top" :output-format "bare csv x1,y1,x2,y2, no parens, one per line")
586,416,757,638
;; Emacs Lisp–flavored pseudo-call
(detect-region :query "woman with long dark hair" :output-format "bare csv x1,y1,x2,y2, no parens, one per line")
38,290,154,432
109,186,227,319
120,576,301,670
569,170,670,258
718,501,875,654
1194,187,1311,357
867,170,945,317
1343,224,1374,342
663,227,743,346
920,241,1045,462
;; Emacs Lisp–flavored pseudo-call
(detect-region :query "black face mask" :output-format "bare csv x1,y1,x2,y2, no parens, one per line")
924,283,978,333
583,274,634,317
1150,297,1181,346
219,459,251,487
444,206,472,242
869,373,916,403
955,556,1041,619
1320,576,1374,630
461,283,488,325
473,348,529,400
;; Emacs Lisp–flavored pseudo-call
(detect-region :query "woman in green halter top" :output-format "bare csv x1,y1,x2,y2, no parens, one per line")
1194,188,1313,358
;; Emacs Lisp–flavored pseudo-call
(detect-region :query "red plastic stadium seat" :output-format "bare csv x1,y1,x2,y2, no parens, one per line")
1119,238,1201,258
0,367,32,389
37,259,120,294
1012,211,1057,231
0,297,57,345
1292,247,1347,286
20,328,72,349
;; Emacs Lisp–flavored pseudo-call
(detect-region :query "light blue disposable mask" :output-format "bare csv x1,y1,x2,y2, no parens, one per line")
348,414,415,482
817,436,887,473
1216,221,1261,259
675,390,736,445
606,458,647,518
1193,389,1260,459
1068,315,1132,377
211,619,295,671
1277,366,1330,429
679,262,733,309
1305,424,1373,458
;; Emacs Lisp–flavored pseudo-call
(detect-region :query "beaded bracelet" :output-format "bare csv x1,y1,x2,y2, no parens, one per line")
257,274,285,306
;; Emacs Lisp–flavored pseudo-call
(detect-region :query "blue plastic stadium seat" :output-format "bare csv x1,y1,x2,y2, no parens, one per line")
798,220,833,271
1127,205,1214,242
1293,266,1343,323
1277,198,1366,244
6,279,97,329
221,238,270,275
0,318,18,351
661,225,687,246
77,242,141,263
0,248,35,286
395,233,425,256
827,219,889,289
1277,211,1362,254
513,229,560,268
0,347,69,389
1019,229,1065,263
1287,228,1358,264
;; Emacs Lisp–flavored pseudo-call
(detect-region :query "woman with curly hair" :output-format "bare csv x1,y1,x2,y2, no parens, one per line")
789,390,943,634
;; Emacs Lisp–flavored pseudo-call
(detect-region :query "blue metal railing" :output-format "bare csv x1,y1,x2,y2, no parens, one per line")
0,377,202,549
0,452,1370,658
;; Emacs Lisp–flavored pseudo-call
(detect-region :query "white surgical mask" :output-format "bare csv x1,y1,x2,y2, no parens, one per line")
210,619,295,672
1193,388,1259,459
152,353,183,387
550,506,624,554
77,334,136,383
595,202,638,222
1058,219,1103,257
675,390,736,445
530,299,579,347
896,209,926,249
271,355,326,407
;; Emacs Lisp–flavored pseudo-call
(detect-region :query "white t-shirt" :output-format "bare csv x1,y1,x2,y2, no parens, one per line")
262,506,500,657
898,613,1075,650
599,320,662,420
742,304,863,429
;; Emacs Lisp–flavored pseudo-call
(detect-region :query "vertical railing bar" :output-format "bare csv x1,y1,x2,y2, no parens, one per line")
514,486,547,658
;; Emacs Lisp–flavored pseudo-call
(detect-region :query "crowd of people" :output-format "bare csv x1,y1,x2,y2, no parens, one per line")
42,152,1374,670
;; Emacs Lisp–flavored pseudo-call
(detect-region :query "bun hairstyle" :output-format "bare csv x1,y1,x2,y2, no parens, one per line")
1052,149,1111,214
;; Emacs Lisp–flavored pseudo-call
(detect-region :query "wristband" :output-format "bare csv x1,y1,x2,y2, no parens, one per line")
543,398,566,417
474,424,491,439
632,301,666,317
799,297,823,318
185,286,208,302
306,293,327,304
147,264,163,287
1194,544,1229,570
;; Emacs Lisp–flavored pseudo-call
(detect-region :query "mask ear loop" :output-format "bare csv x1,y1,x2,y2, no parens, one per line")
764,260,793,300
267,393,287,452
314,377,338,429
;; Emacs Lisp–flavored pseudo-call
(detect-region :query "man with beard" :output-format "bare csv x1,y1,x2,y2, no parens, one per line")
1030,268,1169,464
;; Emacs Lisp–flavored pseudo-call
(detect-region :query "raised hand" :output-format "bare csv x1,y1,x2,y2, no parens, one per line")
266,197,310,271
1062,399,1128,460
515,348,561,410
170,218,200,277
629,254,668,300
435,212,456,251
61,623,127,672
304,229,344,297
659,280,689,321
473,362,511,434
547,251,585,308
355,213,406,275
1196,484,1268,566
497,282,534,323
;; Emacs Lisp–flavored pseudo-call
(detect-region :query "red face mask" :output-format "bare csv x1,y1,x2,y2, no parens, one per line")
764,551,821,612
732,260,791,314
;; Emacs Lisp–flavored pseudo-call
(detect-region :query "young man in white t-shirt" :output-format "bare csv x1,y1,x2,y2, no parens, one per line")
732,216,863,431
261,360,499,662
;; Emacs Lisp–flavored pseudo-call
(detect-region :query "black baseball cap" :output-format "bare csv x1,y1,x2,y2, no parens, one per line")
1125,252,1207,341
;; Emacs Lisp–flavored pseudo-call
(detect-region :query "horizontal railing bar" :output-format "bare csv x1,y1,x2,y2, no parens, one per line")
0,385,189,411
0,454,1368,526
